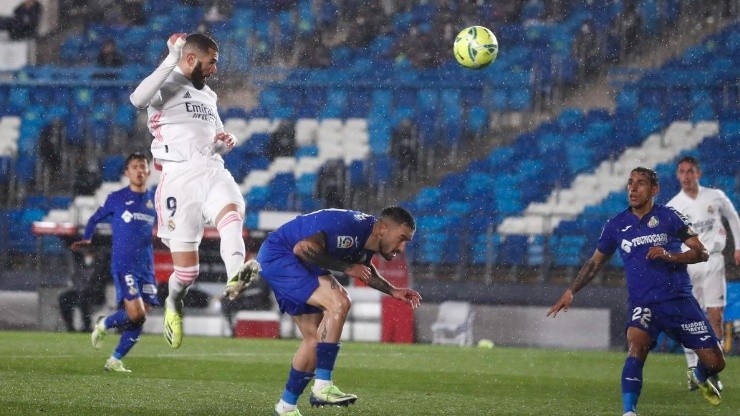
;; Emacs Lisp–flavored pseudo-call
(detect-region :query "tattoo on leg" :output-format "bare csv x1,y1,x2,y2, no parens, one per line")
320,324,327,341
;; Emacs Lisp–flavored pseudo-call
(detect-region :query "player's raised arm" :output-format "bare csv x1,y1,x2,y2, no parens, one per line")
293,232,371,283
547,249,609,317
130,33,187,108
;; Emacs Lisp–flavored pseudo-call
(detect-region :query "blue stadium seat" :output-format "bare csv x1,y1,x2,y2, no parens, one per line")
552,235,586,267
296,173,317,198
508,87,531,111
466,106,488,137
247,186,270,210
497,234,528,266
101,155,125,182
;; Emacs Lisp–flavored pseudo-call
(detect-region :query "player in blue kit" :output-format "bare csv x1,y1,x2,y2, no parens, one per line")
258,207,422,416
547,167,725,415
72,152,158,372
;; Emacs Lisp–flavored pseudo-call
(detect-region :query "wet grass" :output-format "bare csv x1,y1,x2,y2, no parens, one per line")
0,330,737,415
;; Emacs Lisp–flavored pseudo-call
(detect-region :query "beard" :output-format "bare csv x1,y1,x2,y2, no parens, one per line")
379,242,398,261
191,61,207,90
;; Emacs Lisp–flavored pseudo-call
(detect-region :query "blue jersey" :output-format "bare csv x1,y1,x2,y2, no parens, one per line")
257,209,377,315
259,209,377,269
597,204,696,304
83,187,156,276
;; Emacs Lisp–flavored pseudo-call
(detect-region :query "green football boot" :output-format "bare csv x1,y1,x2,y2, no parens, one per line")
309,384,357,407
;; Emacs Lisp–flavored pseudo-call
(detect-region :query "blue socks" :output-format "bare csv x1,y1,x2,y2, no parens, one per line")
279,343,340,405
621,356,644,413
316,342,341,381
113,322,143,359
104,309,131,329
281,367,315,405
694,361,711,383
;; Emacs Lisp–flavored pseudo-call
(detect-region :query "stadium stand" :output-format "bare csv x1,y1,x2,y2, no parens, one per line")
0,2,736,291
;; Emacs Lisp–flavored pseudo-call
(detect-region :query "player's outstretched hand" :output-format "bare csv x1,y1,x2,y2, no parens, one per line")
70,239,91,252
546,289,573,318
167,33,187,58
345,263,371,284
214,132,237,150
391,288,422,309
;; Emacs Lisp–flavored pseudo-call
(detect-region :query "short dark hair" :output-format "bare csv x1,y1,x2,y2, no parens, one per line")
185,33,218,53
677,155,700,171
380,206,415,231
124,152,149,170
631,167,658,186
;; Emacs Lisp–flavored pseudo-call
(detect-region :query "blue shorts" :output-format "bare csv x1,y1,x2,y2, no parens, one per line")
257,241,324,316
626,296,718,350
112,269,159,307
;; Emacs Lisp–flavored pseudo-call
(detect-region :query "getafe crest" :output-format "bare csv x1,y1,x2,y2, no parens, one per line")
647,216,659,228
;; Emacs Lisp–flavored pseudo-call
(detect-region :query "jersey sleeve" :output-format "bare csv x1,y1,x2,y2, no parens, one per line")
215,102,225,135
82,195,115,240
717,189,740,250
666,206,697,242
320,212,356,246
129,54,178,109
596,220,618,256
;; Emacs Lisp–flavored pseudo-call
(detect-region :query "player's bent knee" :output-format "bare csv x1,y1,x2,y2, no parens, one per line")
712,355,726,373
326,295,352,317
699,349,726,372
126,308,147,324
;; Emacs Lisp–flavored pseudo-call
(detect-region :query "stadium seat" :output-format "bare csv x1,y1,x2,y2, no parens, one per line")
431,301,475,347
497,234,528,266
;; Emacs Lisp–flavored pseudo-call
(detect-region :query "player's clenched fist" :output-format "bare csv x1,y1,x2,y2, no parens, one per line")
167,33,187,57
214,132,237,150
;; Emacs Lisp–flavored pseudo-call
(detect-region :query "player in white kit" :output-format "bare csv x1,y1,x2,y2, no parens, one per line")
129,33,258,349
667,156,740,392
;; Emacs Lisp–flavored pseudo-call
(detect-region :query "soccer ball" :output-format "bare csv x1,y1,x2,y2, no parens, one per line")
453,26,498,69
477,339,495,349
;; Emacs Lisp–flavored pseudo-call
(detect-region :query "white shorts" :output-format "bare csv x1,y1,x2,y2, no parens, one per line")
155,159,244,245
687,252,727,309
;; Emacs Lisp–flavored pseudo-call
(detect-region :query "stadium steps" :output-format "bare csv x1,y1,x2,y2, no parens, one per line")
554,7,736,115
371,10,734,215
496,120,719,235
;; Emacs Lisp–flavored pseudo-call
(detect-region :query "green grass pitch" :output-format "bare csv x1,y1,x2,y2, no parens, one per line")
0,331,736,415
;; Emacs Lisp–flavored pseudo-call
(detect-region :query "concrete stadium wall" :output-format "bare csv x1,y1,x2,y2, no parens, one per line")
415,303,611,350
414,279,627,349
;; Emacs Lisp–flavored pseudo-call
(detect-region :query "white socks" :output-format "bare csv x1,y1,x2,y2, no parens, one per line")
313,379,332,392
217,211,246,279
166,265,199,311
683,347,699,368
276,400,296,413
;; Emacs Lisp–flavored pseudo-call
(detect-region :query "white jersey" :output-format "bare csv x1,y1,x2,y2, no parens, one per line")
667,185,740,255
137,67,225,164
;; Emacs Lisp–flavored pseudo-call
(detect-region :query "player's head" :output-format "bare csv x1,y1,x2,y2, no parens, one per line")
124,152,150,189
376,206,415,261
182,33,219,90
676,156,701,193
627,167,659,210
